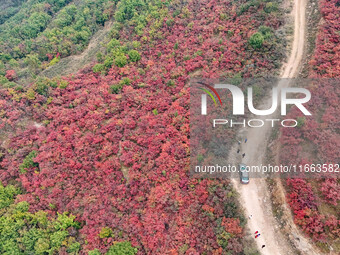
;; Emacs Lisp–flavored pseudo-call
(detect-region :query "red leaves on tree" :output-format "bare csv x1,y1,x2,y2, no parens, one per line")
5,70,17,81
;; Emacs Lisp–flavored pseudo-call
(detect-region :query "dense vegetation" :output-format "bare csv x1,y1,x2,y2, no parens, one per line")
279,0,339,252
0,0,297,254
0,182,81,254
0,0,116,83
0,182,137,254
0,0,26,25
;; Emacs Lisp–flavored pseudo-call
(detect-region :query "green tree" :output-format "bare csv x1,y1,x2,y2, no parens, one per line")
21,12,51,39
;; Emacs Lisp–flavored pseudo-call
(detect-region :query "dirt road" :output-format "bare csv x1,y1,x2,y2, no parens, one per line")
229,0,321,254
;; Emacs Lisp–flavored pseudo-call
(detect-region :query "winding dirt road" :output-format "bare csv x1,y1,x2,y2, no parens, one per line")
229,0,322,254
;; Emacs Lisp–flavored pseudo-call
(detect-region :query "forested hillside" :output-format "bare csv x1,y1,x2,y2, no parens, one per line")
0,0,115,83
0,0,288,254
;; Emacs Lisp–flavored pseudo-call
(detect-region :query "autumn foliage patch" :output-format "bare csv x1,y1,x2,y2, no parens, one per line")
0,0,287,253
280,0,339,249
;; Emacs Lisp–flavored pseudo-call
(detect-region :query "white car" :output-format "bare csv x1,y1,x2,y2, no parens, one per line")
239,164,249,184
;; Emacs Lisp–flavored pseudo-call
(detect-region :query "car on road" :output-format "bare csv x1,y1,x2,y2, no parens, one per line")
239,164,249,184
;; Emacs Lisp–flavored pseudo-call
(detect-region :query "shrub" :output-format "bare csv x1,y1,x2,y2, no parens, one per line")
166,80,175,87
120,77,131,86
109,78,130,94
49,56,60,67
0,75,9,85
106,241,137,255
50,231,69,249
258,26,273,39
132,41,141,49
99,227,113,238
128,50,141,62
107,39,120,52
58,80,68,89
93,64,105,73
230,72,242,85
249,32,264,49
238,0,261,16
34,238,50,254
26,88,36,100
0,61,6,76
35,78,53,96
114,55,127,67
24,54,41,69
67,241,81,253
110,84,123,94
217,231,232,249
89,249,101,255
296,117,305,128
97,52,104,62
54,212,79,231
264,2,278,13
194,50,202,56
104,57,114,68
197,154,204,163
166,19,174,26
5,70,16,81
0,184,19,210
19,150,38,173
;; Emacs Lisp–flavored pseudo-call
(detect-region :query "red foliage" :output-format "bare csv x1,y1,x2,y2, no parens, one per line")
221,217,243,238
0,0,287,253
320,179,339,206
324,215,340,238
5,70,17,81
309,0,340,78
280,0,339,243
46,53,53,60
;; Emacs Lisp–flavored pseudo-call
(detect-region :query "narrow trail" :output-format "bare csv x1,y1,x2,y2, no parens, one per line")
228,0,322,254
